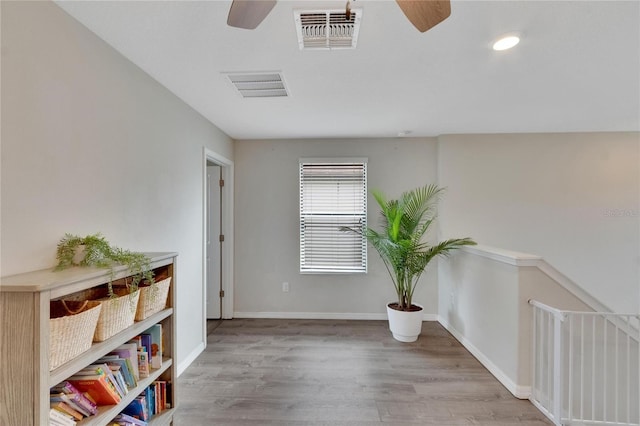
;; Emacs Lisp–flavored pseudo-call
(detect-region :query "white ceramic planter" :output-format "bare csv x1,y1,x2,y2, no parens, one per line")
386,303,424,342
73,245,86,265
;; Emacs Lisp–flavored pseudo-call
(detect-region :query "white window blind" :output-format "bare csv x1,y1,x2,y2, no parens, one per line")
299,159,367,273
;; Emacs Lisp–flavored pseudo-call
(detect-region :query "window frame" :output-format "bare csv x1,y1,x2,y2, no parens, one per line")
299,158,368,274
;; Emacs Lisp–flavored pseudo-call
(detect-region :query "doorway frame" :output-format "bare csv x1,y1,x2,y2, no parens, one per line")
202,148,234,342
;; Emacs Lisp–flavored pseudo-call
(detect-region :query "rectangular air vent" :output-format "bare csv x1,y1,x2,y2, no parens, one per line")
294,9,362,50
226,72,288,98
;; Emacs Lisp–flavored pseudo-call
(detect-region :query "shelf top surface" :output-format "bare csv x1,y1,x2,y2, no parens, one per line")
0,252,177,293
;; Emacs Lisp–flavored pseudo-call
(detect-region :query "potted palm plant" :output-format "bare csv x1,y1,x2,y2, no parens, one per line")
344,184,475,342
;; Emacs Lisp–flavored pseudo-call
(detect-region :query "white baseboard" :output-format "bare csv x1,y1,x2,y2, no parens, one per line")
177,341,205,377
438,316,531,399
512,384,531,399
233,311,439,321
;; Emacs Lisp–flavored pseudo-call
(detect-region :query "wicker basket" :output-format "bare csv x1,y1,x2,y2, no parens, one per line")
135,276,171,321
49,300,102,370
64,286,141,342
94,288,140,342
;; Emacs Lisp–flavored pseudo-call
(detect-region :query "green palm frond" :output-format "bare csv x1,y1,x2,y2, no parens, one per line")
343,184,476,311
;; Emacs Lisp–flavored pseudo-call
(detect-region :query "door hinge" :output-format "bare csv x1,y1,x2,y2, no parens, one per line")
219,290,225,298
219,179,225,187
219,234,225,242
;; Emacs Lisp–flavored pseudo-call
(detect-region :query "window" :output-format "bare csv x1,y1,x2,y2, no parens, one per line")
299,158,367,273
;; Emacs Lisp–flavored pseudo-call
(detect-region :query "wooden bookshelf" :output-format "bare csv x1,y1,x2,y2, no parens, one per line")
0,252,178,426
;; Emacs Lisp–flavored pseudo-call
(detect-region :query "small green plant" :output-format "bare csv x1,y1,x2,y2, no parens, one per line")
55,233,154,297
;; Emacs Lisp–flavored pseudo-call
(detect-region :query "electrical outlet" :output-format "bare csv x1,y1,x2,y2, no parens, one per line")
282,282,290,292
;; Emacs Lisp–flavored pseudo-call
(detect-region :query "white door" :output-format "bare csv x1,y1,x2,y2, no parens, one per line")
206,164,222,319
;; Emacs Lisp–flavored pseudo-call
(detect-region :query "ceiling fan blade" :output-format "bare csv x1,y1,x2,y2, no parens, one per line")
227,0,277,30
395,0,451,33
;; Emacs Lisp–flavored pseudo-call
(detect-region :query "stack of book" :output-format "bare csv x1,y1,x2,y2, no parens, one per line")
109,412,148,425
66,362,126,405
130,323,163,378
50,380,98,425
49,407,78,426
121,380,169,421
49,324,166,424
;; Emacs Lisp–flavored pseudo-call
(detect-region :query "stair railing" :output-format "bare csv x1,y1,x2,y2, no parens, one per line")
529,300,639,426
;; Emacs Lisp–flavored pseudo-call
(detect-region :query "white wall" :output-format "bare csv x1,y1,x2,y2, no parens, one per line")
0,1,233,369
438,246,595,398
438,133,640,314
234,138,439,317
439,250,521,392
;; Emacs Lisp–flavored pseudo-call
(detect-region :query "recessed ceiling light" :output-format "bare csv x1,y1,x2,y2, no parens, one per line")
492,35,520,51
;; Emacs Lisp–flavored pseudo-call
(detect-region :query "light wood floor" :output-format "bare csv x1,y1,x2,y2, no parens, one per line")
175,319,551,425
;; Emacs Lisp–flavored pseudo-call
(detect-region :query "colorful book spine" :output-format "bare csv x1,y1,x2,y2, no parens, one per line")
67,374,121,405
100,356,137,390
122,395,149,421
110,367,129,396
50,392,89,418
137,350,149,378
71,364,121,398
113,412,148,425
143,324,163,369
51,401,83,421
92,363,126,399
140,334,152,366
49,407,77,426
113,342,140,381
145,385,154,416
50,380,98,416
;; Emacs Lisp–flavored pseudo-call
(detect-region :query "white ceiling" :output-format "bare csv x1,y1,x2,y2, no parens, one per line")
54,0,640,140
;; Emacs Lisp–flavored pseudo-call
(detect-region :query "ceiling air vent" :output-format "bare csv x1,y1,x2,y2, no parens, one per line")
294,9,362,50
226,72,288,98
